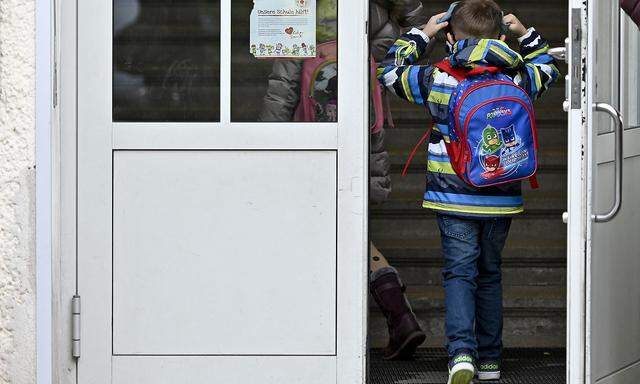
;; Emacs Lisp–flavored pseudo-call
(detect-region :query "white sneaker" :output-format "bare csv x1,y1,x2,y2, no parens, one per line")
477,361,501,381
447,352,476,384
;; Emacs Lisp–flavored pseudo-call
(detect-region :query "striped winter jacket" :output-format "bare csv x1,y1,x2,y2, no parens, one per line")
378,27,560,217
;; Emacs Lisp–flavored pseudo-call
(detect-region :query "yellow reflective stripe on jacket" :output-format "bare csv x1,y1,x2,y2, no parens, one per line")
422,201,524,216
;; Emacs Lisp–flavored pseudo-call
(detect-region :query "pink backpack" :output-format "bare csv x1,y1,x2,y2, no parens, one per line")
294,41,385,133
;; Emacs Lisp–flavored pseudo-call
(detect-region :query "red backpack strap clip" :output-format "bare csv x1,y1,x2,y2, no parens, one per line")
433,59,468,82
434,59,501,80
467,65,501,76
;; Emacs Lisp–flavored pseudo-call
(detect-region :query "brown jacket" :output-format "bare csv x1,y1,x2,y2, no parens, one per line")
258,0,427,203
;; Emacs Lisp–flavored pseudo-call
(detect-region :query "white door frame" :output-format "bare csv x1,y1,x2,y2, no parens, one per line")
39,0,83,382
35,0,53,381
35,0,58,384
43,0,370,383
566,0,588,383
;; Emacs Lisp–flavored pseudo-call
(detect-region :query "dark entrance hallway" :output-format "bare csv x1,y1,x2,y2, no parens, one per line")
368,0,569,381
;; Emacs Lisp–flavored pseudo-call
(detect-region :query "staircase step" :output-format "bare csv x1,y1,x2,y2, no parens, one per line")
372,235,567,286
368,309,566,348
368,286,566,348
371,212,567,244
385,257,565,287
370,285,566,311
372,237,565,258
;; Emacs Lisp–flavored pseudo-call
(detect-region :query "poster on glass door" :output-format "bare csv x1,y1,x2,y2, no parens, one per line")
250,0,317,58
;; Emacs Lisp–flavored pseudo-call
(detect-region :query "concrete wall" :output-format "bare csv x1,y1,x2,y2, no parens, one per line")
0,0,37,382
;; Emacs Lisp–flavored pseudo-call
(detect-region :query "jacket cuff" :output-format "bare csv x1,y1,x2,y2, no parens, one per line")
518,27,537,44
407,27,430,45
518,27,549,58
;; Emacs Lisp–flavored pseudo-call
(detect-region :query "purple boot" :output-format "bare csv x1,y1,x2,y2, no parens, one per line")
371,267,426,360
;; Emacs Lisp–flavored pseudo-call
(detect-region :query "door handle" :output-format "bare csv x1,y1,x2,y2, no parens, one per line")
592,103,623,223
549,37,569,63
549,47,566,62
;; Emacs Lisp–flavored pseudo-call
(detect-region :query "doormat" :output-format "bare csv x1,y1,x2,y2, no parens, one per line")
369,348,565,384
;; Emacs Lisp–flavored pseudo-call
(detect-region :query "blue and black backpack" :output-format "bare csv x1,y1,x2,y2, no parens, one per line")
406,59,539,188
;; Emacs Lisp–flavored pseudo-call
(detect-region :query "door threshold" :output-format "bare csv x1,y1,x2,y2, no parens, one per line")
369,348,565,384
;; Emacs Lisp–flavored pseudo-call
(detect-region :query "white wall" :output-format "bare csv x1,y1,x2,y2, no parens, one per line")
0,0,36,382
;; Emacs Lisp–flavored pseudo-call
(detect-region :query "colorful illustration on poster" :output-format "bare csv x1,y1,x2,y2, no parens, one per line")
250,0,317,58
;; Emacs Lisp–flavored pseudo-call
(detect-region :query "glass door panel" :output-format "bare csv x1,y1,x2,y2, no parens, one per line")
230,0,338,122
113,0,221,122
621,13,640,130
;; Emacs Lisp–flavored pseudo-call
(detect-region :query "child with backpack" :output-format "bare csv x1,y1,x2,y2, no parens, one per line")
378,1,560,382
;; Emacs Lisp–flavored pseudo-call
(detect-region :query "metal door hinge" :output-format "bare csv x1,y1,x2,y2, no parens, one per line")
72,295,81,358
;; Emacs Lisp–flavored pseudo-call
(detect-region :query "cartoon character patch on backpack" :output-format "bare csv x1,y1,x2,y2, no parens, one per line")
477,123,531,181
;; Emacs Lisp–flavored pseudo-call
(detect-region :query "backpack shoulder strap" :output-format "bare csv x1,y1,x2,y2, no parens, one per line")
433,59,468,82
467,65,501,76
402,126,433,177
434,59,502,81
529,174,540,189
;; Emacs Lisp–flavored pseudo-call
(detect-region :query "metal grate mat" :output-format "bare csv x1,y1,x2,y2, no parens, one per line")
369,348,565,384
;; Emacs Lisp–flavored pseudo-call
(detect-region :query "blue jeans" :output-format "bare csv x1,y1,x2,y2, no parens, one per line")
436,214,512,360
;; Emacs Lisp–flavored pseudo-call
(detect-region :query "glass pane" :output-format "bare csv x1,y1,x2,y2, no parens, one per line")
231,0,338,122
113,0,220,122
622,14,640,130
595,0,619,135
631,28,640,129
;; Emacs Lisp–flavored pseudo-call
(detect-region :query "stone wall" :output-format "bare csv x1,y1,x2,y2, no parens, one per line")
0,0,36,382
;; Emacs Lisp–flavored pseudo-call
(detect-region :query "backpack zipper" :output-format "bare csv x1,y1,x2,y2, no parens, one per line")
453,80,533,132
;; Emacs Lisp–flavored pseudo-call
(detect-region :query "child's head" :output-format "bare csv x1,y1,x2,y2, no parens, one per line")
448,0,504,41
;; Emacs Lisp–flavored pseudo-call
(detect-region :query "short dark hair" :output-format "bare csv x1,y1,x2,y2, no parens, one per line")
450,0,503,39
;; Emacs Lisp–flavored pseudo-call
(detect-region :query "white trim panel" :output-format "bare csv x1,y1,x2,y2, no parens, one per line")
566,2,587,384
595,128,640,164
112,356,337,384
114,123,338,150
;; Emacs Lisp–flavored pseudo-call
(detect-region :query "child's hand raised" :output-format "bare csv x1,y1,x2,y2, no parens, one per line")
420,12,449,38
503,14,529,38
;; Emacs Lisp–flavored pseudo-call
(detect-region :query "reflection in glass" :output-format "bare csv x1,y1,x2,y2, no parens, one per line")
635,37,640,128
113,0,220,122
624,25,640,130
231,0,338,122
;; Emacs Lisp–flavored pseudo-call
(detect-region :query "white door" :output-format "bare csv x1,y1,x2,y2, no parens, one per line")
75,0,368,383
580,1,640,383
569,1,640,384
